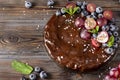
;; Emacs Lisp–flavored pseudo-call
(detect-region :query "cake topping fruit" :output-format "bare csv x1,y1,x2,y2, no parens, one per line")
96,7,103,13
75,17,84,27
97,31,109,43
104,47,114,54
34,66,42,73
39,71,48,79
25,1,32,8
103,10,113,20
29,73,37,80
87,3,96,12
66,2,76,9
47,0,55,7
91,38,100,48
97,18,107,27
80,29,91,40
85,18,97,29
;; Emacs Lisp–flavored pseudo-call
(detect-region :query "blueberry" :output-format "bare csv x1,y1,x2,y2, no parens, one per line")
76,1,82,6
39,71,48,79
29,74,37,80
86,15,92,18
61,8,66,14
82,1,88,6
81,5,86,10
20,76,27,80
102,25,109,31
102,43,108,47
91,15,97,19
76,7,81,13
83,10,89,16
113,43,118,48
96,7,103,13
98,14,103,18
113,31,119,36
108,31,113,36
105,48,114,54
25,1,32,8
91,12,97,17
47,0,54,6
56,10,61,16
110,24,116,31
115,37,120,42
34,66,42,73
92,34,97,38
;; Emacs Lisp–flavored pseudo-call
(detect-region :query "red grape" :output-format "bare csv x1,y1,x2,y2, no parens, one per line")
97,18,107,27
80,29,91,40
103,10,113,20
85,18,96,29
91,38,100,48
66,2,76,9
75,17,84,27
87,3,96,12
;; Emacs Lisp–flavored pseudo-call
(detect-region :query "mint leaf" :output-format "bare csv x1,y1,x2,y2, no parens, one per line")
12,60,33,74
96,26,99,32
63,7,79,15
88,26,99,34
107,35,115,47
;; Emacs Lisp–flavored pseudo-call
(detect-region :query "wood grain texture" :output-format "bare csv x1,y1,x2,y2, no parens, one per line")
0,0,120,80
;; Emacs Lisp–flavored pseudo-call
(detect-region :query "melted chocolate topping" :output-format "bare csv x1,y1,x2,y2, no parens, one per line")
44,14,113,71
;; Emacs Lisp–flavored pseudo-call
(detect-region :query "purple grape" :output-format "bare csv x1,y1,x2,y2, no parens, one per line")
80,29,91,40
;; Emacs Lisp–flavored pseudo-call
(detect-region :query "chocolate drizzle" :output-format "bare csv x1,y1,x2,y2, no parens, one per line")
44,14,114,71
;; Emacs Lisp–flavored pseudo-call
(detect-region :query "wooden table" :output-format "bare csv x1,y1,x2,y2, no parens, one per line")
0,0,120,80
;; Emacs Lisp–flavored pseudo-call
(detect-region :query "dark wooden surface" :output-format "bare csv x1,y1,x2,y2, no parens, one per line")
0,0,120,80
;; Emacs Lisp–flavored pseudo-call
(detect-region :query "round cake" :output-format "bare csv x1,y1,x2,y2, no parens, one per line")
44,1,119,72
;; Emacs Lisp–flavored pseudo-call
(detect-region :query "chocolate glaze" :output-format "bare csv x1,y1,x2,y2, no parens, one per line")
44,14,114,72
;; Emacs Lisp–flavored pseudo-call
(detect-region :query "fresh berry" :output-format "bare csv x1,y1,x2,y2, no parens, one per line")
102,25,109,31
87,3,96,12
76,1,82,6
91,12,97,17
108,31,113,36
104,47,114,54
109,68,119,78
97,31,109,43
29,73,37,80
56,10,61,16
25,1,32,8
20,76,27,80
80,29,91,40
34,66,42,73
47,0,54,6
102,43,108,48
66,2,76,9
115,37,120,42
113,31,119,36
61,8,66,14
39,71,48,79
92,34,97,38
91,38,100,48
91,15,97,19
118,64,120,72
103,10,113,20
98,14,103,18
75,17,84,27
85,18,96,29
110,24,116,31
82,1,88,6
104,75,111,80
97,18,107,27
96,7,103,13
113,43,118,48
81,5,86,10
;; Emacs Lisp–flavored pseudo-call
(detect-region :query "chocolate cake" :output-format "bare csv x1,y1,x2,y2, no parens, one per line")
44,1,119,72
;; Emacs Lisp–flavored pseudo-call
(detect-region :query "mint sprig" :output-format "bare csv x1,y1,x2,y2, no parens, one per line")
63,7,79,15
107,35,115,47
12,60,33,74
88,26,99,34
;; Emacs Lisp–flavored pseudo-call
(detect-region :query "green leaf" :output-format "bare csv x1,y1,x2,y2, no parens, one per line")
88,26,100,34
107,35,115,47
63,7,79,15
12,60,33,74
96,26,99,32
